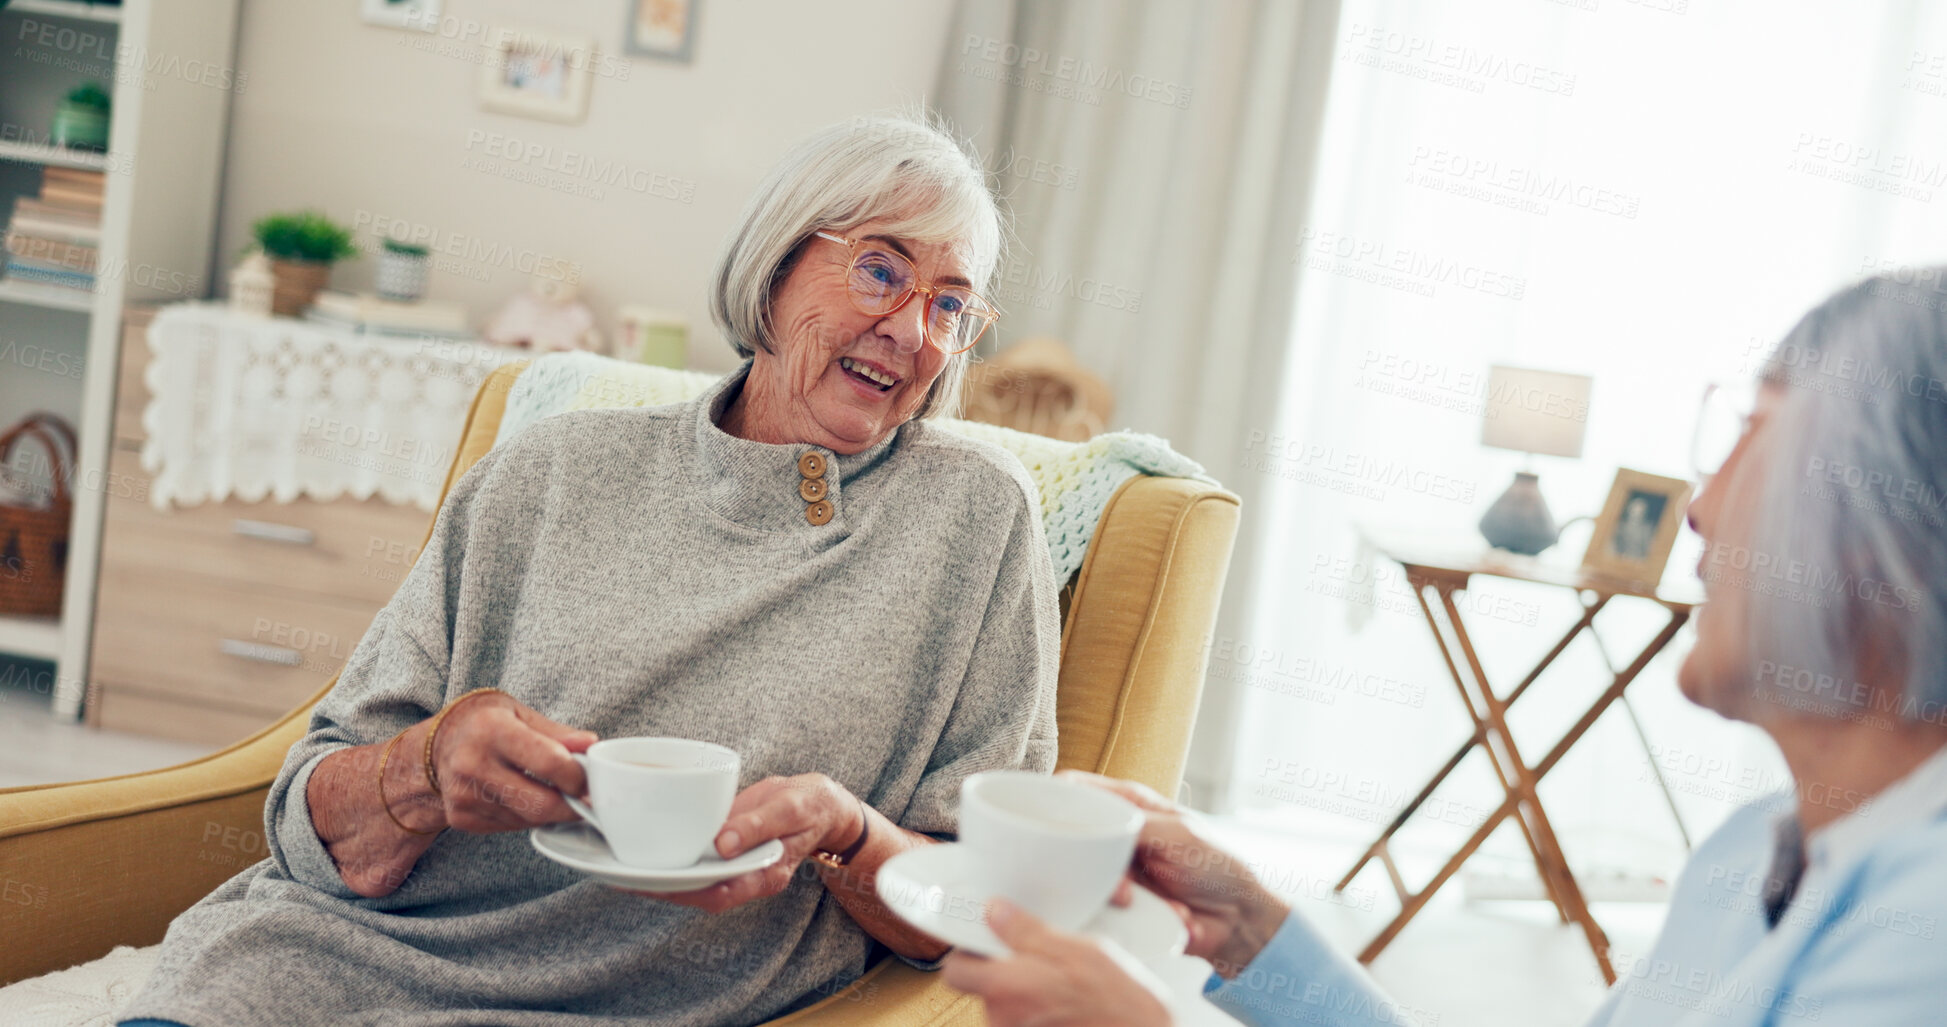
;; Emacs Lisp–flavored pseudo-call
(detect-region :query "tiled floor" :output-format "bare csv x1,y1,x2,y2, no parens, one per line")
0,657,218,788
0,654,1654,1025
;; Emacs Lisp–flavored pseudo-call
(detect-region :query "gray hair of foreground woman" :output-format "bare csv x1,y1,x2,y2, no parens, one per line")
710,114,1005,420
1727,270,1947,724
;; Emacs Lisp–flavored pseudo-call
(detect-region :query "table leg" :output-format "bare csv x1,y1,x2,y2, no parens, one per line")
1533,607,1689,782
1334,593,1602,902
1500,593,1610,707
1333,728,1478,896
1591,628,1695,852
1418,583,1576,924
1439,587,1614,983
1338,577,1688,986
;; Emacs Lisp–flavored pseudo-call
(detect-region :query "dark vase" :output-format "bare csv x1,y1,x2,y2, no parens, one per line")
1478,471,1559,555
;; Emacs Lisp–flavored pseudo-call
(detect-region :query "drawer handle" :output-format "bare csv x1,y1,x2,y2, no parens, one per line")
219,638,302,666
231,519,316,546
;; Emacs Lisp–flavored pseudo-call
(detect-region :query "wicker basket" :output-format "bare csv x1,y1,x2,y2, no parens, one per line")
0,412,76,618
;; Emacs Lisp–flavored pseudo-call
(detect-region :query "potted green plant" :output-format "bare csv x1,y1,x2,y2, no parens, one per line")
376,237,431,302
50,82,111,152
250,210,357,316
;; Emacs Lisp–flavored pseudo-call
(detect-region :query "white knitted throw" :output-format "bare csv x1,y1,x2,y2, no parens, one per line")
494,352,1216,582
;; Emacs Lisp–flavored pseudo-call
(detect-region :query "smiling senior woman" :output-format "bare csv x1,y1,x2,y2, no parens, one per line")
944,271,1947,1026
118,115,1059,1026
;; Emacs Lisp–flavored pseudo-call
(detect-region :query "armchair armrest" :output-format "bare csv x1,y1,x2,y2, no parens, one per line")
0,689,322,986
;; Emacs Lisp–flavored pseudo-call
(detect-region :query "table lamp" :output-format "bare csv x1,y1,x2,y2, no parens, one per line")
1477,365,1592,555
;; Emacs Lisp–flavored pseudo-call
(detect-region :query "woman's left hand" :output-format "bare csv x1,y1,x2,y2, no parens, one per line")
628,773,863,914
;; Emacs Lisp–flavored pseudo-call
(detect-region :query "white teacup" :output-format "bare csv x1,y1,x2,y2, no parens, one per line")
959,771,1143,931
564,737,739,869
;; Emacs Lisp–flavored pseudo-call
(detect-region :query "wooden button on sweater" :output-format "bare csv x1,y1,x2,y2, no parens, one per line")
799,478,828,502
798,452,826,479
805,499,833,526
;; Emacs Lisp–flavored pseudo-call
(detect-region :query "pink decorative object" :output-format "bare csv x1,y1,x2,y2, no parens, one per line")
483,273,603,352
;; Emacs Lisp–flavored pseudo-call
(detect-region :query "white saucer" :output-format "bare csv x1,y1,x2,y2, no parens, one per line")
530,822,785,891
875,841,1188,960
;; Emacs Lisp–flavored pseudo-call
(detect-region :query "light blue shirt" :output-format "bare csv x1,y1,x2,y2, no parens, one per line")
1205,746,1947,1026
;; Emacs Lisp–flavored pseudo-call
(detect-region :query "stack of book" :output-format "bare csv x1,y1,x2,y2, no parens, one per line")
304,290,472,339
3,166,104,294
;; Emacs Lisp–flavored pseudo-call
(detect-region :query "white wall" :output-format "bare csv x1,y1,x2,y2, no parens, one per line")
213,0,958,372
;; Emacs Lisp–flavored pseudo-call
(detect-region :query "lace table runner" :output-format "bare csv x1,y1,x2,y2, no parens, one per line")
141,303,529,511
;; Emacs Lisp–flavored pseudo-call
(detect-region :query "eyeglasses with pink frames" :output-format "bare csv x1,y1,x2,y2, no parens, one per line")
814,231,998,354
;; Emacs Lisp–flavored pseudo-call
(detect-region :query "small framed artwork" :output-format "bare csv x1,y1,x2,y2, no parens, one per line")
478,27,594,124
1581,468,1694,588
361,0,440,32
626,0,699,61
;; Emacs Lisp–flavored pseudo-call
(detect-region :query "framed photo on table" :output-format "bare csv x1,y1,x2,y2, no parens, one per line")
1581,468,1694,587
478,27,594,124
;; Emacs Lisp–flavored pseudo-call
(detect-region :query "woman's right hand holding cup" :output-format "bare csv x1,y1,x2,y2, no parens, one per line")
423,690,598,833
312,691,598,897
1054,770,1291,978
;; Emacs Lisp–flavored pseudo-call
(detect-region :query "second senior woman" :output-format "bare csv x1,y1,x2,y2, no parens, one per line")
945,271,1947,1025
119,114,1059,1025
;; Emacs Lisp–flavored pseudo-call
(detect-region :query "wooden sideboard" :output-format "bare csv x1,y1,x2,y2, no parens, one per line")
87,306,430,744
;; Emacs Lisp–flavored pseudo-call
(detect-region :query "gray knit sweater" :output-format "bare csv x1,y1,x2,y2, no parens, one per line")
123,362,1062,1026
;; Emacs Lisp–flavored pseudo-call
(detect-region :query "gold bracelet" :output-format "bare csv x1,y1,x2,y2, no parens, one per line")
422,687,506,797
378,729,440,836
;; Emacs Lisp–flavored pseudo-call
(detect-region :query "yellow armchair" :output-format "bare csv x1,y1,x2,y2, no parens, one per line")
0,362,1240,1024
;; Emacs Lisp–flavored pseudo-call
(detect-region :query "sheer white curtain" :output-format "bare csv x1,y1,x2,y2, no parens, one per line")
1220,0,1947,880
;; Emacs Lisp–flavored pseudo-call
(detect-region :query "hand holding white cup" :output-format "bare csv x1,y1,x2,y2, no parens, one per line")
563,737,740,869
959,770,1145,931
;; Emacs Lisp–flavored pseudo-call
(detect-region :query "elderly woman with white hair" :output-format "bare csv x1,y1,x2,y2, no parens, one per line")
117,115,1059,1026
944,271,1947,1026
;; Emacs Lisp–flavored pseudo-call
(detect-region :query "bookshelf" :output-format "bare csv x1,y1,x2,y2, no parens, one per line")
0,140,111,172
0,613,62,661
0,277,96,313
0,0,241,717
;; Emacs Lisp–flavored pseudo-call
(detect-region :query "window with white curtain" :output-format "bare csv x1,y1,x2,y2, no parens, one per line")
1224,0,1947,887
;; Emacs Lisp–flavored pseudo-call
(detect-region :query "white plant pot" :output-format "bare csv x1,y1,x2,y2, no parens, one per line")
376,249,430,302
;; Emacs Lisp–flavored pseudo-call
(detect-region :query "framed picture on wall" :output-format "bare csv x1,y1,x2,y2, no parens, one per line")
625,0,699,61
1581,467,1694,588
360,0,440,32
478,27,594,124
